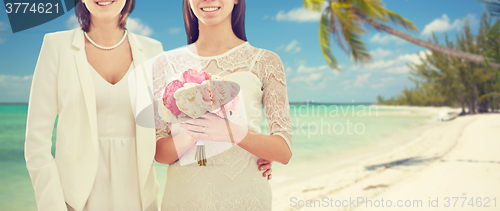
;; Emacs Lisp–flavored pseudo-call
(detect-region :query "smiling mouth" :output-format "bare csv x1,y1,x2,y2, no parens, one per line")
96,1,114,6
201,7,220,12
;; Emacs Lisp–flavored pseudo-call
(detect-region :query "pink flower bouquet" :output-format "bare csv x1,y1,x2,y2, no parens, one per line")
162,68,240,166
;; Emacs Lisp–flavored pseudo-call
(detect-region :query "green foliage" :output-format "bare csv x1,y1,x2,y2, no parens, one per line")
378,12,500,113
319,9,340,69
303,0,417,69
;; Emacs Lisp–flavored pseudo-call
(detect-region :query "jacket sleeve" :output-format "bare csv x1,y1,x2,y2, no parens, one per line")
24,34,68,211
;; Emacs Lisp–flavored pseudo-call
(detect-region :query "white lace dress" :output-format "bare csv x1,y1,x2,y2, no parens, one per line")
153,42,292,211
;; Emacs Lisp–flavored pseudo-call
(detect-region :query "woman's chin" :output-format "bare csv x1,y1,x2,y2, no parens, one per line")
199,17,230,27
91,14,122,24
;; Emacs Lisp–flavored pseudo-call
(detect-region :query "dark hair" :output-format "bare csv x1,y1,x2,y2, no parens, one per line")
75,0,135,32
183,0,247,44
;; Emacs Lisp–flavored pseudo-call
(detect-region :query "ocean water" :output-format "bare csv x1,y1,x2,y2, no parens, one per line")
0,104,430,210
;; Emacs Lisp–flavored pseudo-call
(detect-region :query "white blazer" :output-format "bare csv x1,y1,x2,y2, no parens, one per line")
24,28,164,211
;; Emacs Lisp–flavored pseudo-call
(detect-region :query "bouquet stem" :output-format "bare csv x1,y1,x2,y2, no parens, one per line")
195,140,207,166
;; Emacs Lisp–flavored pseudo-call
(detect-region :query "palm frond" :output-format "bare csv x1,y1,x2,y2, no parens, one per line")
352,0,386,21
479,0,500,16
479,92,500,101
329,6,349,53
384,8,419,31
319,10,340,70
331,2,372,63
352,0,418,31
303,0,325,12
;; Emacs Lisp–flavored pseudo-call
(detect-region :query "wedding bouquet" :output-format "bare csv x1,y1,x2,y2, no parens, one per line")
162,68,240,166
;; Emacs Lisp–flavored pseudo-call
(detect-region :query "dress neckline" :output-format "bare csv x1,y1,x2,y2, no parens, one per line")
88,62,134,86
185,41,250,60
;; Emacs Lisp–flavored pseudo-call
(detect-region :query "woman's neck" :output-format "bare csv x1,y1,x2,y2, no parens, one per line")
87,17,125,46
195,17,245,56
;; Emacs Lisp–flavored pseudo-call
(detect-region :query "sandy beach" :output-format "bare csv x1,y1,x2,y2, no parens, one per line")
271,107,499,210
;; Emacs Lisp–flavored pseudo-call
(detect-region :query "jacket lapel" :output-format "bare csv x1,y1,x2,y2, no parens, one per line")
129,32,157,211
73,28,99,151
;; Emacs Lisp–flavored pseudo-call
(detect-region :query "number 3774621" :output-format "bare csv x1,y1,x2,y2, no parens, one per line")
5,2,59,14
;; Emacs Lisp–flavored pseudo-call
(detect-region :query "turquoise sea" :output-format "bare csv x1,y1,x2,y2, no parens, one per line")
0,104,431,210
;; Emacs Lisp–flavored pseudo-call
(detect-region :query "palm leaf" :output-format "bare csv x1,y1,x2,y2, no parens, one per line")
319,10,340,69
479,92,500,101
365,2,418,31
331,1,371,63
480,0,500,16
329,5,349,53
352,0,386,21
303,0,325,12
383,8,419,31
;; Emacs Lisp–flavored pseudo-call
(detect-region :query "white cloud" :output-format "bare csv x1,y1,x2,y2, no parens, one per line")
169,27,182,35
0,74,33,103
421,14,477,37
127,18,153,36
66,16,80,29
353,50,430,74
285,40,301,53
275,7,321,23
371,77,394,88
354,73,371,87
0,75,32,82
370,83,384,89
290,64,335,84
0,21,9,32
369,48,392,59
369,33,406,45
422,14,462,36
385,66,411,74
291,73,323,83
296,64,329,73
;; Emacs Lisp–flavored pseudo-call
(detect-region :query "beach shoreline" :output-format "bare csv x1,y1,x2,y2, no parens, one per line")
271,107,498,211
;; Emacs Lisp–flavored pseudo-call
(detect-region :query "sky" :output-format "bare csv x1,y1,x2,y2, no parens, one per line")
0,0,490,103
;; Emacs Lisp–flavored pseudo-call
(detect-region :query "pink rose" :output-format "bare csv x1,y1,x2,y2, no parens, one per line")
163,80,184,116
183,69,211,84
198,83,215,110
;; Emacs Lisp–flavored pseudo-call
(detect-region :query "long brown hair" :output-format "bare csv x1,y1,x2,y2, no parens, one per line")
75,0,135,32
183,0,247,44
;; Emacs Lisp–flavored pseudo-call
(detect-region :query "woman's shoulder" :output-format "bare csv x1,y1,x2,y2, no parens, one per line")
247,45,284,68
42,28,79,43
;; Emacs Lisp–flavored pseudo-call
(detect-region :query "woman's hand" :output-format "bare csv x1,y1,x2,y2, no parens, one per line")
179,112,248,143
258,159,273,180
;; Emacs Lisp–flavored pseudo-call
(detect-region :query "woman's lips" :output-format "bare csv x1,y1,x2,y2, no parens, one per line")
201,7,220,12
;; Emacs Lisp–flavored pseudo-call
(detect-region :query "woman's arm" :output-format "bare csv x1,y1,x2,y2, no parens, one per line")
24,34,68,211
238,132,292,164
155,123,197,165
243,50,293,164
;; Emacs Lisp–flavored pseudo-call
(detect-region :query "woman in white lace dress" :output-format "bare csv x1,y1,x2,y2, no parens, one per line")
153,0,293,210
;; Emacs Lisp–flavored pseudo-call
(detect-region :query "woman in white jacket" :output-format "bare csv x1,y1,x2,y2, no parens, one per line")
24,0,274,210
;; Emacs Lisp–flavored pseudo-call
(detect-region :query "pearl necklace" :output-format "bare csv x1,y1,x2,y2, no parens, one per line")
84,29,128,50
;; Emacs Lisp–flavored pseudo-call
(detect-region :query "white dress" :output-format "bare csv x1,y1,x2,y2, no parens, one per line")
152,42,293,211
66,63,153,211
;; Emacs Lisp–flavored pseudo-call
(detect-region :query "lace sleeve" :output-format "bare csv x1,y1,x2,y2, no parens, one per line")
152,53,172,141
258,50,293,153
